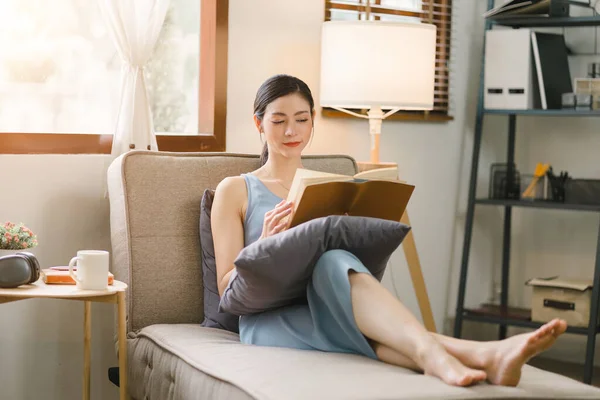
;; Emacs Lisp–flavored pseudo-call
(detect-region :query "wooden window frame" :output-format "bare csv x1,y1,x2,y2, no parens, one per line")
0,0,228,154
323,0,453,123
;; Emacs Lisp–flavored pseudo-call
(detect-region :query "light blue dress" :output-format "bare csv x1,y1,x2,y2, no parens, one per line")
238,173,378,360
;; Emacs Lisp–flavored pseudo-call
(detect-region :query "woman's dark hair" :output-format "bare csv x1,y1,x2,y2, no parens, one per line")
254,74,315,166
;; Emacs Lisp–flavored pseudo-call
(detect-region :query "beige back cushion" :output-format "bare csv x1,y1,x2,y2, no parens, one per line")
107,151,358,332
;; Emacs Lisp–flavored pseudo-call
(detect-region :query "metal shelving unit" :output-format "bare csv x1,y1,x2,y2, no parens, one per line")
453,1,600,385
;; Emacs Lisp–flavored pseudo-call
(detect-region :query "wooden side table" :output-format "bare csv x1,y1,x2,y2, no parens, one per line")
0,280,129,400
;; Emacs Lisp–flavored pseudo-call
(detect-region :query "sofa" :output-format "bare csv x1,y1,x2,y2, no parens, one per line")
107,150,600,400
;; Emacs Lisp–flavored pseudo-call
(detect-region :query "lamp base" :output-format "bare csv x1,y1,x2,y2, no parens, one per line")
370,134,381,164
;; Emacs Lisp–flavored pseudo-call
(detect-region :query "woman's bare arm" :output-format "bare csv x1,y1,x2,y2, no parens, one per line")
211,176,246,297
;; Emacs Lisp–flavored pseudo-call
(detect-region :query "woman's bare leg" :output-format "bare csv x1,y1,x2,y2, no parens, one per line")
370,320,566,387
349,272,486,387
351,270,567,387
370,340,420,369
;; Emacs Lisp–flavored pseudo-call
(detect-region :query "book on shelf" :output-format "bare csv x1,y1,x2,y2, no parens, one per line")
484,0,568,19
483,0,536,18
285,165,415,228
41,268,114,285
531,31,573,110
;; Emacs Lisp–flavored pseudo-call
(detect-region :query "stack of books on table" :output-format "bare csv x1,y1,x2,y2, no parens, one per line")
41,267,114,285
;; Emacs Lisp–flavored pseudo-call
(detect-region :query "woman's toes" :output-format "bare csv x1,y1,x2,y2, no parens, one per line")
553,320,567,336
474,370,487,382
456,375,472,387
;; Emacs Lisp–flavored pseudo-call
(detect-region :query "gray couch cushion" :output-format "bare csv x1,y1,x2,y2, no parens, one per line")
199,188,239,332
128,324,600,400
220,215,410,316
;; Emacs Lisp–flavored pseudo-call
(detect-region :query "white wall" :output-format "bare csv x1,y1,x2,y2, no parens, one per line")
2,1,599,398
0,155,118,399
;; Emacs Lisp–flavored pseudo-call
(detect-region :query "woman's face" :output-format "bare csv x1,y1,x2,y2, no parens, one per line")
258,92,314,159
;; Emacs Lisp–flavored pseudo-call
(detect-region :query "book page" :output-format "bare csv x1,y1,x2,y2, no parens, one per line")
286,168,352,206
354,166,399,181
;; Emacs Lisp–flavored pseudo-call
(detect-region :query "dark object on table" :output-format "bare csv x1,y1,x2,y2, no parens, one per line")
0,251,40,288
565,179,600,205
546,166,570,202
489,163,520,199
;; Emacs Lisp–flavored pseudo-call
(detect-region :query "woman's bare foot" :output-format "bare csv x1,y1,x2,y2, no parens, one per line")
485,319,567,386
420,342,487,387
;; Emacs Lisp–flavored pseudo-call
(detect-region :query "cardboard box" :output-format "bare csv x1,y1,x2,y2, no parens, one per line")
526,277,593,327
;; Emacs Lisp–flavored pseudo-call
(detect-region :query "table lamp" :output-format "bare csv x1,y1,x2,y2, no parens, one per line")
319,19,439,333
319,20,437,164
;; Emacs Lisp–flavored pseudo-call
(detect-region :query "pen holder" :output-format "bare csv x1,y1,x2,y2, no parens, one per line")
489,163,520,199
520,174,550,201
547,176,566,202
544,166,571,203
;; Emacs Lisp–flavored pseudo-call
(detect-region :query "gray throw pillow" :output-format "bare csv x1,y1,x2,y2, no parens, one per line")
219,215,410,316
199,189,239,333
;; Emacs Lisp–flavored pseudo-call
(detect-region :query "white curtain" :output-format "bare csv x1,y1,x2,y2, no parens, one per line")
98,0,170,157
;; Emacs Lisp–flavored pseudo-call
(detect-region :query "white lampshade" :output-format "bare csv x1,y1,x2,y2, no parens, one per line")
319,20,437,110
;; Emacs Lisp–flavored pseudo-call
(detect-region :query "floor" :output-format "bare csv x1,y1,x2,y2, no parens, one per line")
528,357,600,387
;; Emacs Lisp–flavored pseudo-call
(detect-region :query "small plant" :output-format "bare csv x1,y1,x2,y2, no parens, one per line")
0,222,38,250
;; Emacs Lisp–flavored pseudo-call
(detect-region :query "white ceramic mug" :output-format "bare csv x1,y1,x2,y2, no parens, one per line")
68,250,109,290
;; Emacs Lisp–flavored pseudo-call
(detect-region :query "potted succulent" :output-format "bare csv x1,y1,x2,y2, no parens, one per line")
0,222,38,256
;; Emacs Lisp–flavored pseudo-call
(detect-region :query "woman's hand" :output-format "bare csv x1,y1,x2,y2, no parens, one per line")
260,200,293,239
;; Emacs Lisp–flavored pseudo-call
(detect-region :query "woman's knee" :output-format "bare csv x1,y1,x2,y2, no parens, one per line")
314,249,358,274
312,249,370,289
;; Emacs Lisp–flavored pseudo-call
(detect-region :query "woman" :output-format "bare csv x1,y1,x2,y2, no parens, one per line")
211,74,567,387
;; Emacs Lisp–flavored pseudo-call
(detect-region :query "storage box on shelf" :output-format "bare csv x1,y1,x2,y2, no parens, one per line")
527,277,597,328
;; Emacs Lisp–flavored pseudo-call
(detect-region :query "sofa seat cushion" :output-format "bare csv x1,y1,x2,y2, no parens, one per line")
128,324,600,400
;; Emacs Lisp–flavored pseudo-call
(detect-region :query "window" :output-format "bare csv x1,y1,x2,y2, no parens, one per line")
0,0,228,154
324,0,452,122
148,0,201,135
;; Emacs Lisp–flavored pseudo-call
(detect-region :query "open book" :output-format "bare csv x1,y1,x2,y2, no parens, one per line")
285,166,415,228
